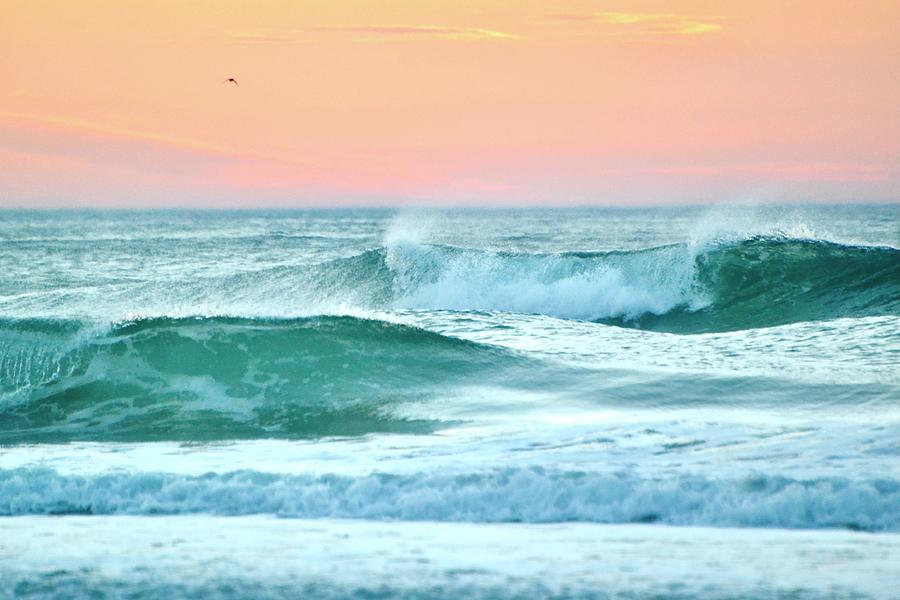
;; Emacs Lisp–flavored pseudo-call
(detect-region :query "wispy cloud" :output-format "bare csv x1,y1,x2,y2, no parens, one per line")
549,12,726,37
0,111,470,199
546,14,595,23
0,111,326,178
229,31,307,43
231,25,521,43
597,13,724,35
0,111,237,159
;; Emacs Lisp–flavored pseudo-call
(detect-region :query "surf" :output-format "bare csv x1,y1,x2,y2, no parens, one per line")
0,315,526,443
2,466,897,532
365,236,900,332
3,233,896,335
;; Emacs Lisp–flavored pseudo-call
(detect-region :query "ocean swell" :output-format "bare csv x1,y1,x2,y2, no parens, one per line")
0,316,521,443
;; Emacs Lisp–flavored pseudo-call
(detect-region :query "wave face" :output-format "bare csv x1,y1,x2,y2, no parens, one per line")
0,316,523,443
611,238,900,333
2,467,897,531
354,237,899,333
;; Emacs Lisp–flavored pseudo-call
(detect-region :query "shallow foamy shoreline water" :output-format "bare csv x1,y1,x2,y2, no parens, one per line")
4,516,900,599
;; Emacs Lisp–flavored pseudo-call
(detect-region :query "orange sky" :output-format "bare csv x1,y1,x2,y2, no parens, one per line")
1,0,898,207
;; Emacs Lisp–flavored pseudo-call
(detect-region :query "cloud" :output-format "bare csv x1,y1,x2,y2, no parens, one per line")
0,112,328,189
0,111,238,161
0,111,476,204
231,25,521,43
550,12,725,37
229,31,306,43
546,14,596,23
597,13,723,35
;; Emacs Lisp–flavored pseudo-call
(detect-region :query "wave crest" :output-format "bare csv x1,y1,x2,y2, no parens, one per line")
370,237,900,332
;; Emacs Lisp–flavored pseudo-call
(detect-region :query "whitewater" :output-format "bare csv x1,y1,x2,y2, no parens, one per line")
1,205,898,599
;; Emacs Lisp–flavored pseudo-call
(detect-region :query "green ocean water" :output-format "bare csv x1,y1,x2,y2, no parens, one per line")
0,204,898,598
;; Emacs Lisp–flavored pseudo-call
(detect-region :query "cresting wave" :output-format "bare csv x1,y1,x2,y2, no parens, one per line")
0,316,525,443
3,236,895,334
369,236,900,332
2,467,897,531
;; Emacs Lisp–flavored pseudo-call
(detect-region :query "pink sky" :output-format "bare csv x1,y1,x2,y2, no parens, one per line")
1,1,898,207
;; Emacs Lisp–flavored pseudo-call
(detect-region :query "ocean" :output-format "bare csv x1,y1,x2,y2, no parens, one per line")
0,204,898,598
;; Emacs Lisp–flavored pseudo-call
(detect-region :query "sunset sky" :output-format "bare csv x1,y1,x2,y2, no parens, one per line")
1,1,898,207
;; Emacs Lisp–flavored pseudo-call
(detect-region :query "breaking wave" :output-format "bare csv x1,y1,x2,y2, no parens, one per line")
372,236,900,332
2,466,897,531
5,236,896,334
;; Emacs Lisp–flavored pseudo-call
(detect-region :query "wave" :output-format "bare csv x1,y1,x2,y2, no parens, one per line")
4,236,896,334
610,237,900,333
2,311,896,445
361,236,899,333
0,315,524,443
2,466,897,531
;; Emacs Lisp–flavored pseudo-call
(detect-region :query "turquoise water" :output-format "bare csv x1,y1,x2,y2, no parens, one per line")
1,205,898,598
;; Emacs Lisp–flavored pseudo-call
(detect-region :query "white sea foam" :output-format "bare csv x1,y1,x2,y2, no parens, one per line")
2,467,897,531
385,242,706,321
4,516,899,600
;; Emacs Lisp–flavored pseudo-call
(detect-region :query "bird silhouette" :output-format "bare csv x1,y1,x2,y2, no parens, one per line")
223,78,239,86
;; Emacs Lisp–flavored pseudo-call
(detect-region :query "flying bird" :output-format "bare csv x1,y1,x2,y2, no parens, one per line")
223,78,239,86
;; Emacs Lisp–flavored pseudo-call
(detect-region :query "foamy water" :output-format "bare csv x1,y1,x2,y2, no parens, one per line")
1,205,898,598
